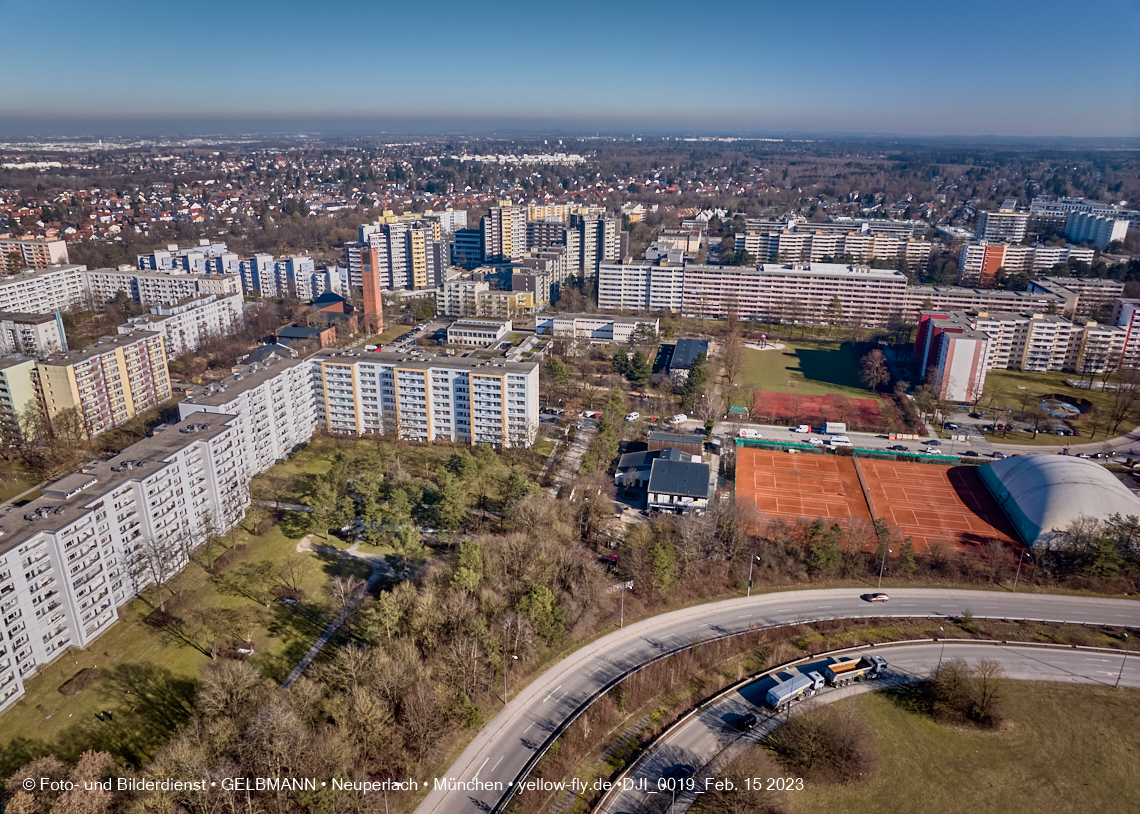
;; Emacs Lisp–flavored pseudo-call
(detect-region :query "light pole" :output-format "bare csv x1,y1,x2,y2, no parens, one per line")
619,581,632,628
1012,550,1027,592
1116,633,1129,689
877,547,892,590
746,554,761,597
504,654,518,701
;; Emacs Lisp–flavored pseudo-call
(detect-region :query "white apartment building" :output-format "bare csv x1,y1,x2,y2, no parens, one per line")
0,358,37,443
598,263,685,313
117,293,244,358
312,350,539,447
482,204,528,263
536,313,659,343
85,268,241,306
1111,298,1140,369
0,237,69,274
447,319,512,348
680,263,910,324
0,265,91,313
1025,277,1125,319
1066,212,1129,250
976,203,1029,243
0,411,251,712
958,242,1096,286
437,279,490,317
736,226,931,267
0,312,67,356
178,357,317,477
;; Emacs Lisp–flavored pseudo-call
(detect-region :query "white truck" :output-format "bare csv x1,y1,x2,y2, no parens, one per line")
765,671,825,709
823,656,887,686
823,422,847,434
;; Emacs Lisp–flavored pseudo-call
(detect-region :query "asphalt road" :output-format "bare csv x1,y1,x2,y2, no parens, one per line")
599,641,1140,813
414,589,1139,814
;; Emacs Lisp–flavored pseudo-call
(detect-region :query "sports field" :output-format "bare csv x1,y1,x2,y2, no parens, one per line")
736,448,1019,553
739,342,879,398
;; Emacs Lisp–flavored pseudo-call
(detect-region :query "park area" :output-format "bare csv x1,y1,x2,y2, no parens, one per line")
735,446,1020,554
786,683,1140,814
733,341,920,433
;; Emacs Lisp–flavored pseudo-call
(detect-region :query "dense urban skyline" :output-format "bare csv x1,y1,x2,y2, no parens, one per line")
2,0,1138,137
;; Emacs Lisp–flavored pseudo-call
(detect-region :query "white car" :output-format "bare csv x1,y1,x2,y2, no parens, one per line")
625,412,640,422
738,429,763,439
669,414,688,425
793,425,811,433
808,437,825,446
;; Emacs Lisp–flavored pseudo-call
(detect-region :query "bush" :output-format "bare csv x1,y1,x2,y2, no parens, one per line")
766,704,878,783
208,543,249,575
929,657,1005,728
252,514,279,537
58,667,100,697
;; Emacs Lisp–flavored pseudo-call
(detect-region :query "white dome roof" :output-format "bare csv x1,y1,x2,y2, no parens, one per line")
978,454,1140,547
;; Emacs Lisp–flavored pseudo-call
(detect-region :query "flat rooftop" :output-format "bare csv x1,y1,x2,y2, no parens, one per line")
0,411,237,554
41,331,161,366
545,312,653,324
313,348,538,374
180,356,310,408
685,262,907,282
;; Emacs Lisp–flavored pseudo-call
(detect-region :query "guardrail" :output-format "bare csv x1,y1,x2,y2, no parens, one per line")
593,634,1140,813
491,613,1135,814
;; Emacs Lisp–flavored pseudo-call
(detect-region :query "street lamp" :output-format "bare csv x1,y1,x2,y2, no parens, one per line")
1116,633,1129,689
746,554,761,597
877,547,892,590
504,654,519,702
1012,550,1028,592
619,580,633,628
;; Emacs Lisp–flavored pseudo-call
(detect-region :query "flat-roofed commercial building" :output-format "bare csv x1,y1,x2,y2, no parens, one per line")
536,313,658,343
446,319,512,348
312,350,539,447
36,333,170,437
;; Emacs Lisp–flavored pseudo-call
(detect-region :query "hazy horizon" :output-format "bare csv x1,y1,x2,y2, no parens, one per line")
3,0,1138,141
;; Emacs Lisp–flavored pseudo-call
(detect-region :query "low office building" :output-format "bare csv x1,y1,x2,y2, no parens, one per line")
0,312,67,356
536,313,658,343
117,293,244,358
36,333,171,437
312,350,539,447
668,338,710,380
616,446,699,488
447,319,512,348
0,411,251,712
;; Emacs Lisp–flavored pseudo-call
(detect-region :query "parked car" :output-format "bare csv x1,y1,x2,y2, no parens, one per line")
889,445,910,452
990,451,1007,459
945,422,959,431
830,436,854,447
733,713,759,732
926,439,942,446
669,414,688,424
625,412,640,422
809,437,825,446
963,450,980,457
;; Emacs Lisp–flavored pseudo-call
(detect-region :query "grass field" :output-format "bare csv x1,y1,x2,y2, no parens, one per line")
789,682,1140,814
736,342,882,404
0,489,378,777
977,369,1138,445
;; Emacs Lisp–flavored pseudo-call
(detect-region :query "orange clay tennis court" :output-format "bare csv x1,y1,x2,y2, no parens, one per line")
736,447,1019,553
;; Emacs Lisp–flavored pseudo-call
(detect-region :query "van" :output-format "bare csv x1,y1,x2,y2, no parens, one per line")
738,428,762,439
669,414,688,425
830,436,853,447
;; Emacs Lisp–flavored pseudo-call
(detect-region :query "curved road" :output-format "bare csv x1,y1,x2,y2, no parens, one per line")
415,588,1138,814
600,640,1140,813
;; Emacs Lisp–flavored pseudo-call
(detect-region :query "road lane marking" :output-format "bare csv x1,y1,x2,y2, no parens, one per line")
492,755,504,771
543,685,563,703
472,757,489,779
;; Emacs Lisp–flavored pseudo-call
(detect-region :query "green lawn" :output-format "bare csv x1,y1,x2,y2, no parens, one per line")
735,342,882,405
0,518,344,776
0,460,39,503
789,682,1140,814
979,369,1137,444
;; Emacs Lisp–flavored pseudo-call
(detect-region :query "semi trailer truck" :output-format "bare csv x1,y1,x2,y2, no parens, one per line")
765,671,825,709
823,655,887,686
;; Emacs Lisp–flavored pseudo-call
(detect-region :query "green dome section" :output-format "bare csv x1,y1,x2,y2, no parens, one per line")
977,455,1140,547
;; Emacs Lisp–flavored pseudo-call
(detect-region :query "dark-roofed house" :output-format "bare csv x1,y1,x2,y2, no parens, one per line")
616,446,692,488
276,325,336,348
669,337,709,380
647,454,712,514
241,342,297,364
647,431,705,457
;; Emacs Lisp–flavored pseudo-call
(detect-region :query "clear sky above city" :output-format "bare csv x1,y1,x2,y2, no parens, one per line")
2,0,1138,137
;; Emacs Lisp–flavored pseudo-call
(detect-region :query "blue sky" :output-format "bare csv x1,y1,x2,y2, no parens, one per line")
1,0,1138,136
